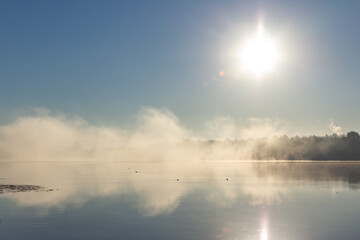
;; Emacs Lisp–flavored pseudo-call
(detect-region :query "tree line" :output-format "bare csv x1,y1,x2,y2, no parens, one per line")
204,131,360,160
252,131,360,160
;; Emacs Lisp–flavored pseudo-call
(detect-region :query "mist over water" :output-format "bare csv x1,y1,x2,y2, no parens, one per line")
1,107,359,162
0,107,268,161
1,108,360,239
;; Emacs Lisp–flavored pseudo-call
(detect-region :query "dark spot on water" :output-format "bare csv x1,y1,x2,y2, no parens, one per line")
0,184,50,194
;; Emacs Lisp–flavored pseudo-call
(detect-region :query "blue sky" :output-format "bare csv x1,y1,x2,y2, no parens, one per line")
1,0,360,135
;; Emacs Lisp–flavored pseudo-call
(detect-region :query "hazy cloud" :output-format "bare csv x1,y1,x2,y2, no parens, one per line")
0,107,291,162
240,117,286,139
329,118,342,135
205,116,237,140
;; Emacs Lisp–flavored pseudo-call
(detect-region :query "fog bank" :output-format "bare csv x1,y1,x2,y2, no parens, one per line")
0,107,359,161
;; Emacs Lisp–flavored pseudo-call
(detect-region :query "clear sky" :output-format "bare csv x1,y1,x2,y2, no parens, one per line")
1,0,360,135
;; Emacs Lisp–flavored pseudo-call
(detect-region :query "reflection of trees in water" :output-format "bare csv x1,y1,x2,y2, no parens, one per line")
251,162,360,184
251,131,360,160
1,161,359,216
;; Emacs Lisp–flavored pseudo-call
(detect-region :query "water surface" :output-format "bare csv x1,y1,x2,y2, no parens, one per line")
0,161,360,239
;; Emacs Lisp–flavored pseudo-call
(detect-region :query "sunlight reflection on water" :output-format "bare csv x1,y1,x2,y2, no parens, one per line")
0,161,360,239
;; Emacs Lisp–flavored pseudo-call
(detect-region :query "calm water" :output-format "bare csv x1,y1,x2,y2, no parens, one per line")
0,161,360,240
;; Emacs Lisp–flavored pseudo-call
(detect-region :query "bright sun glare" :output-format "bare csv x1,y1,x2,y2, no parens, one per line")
239,24,279,78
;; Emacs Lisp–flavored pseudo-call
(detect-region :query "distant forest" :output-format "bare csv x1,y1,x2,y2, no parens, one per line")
252,131,360,160
207,131,360,160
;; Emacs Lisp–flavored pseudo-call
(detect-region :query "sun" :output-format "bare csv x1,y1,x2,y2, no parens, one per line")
239,25,279,78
